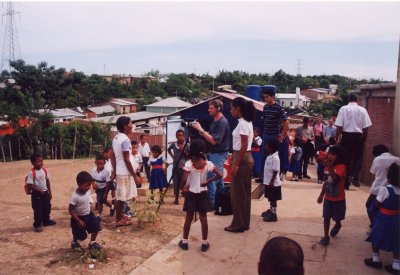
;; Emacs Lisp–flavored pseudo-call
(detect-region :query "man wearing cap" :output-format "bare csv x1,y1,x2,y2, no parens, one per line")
335,93,372,189
258,87,289,182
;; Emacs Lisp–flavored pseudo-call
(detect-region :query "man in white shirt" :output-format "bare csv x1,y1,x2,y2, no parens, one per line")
335,93,372,189
139,134,151,181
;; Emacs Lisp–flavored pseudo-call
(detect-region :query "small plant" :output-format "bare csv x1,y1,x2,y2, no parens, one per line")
134,191,161,228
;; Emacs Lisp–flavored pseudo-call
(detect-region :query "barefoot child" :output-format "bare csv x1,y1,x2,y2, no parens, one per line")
317,145,346,246
179,139,222,252
148,145,168,200
26,153,56,232
91,155,112,215
69,171,102,251
364,163,400,273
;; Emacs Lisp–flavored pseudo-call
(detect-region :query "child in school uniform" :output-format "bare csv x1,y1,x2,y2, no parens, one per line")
148,145,168,200
364,163,400,274
91,154,113,215
289,139,303,182
251,127,263,179
317,145,347,246
69,171,102,251
103,147,116,217
179,139,222,252
261,139,281,222
131,140,143,188
26,153,56,232
167,129,190,205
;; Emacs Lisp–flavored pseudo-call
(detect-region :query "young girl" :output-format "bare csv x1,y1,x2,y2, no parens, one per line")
179,139,222,252
317,145,347,246
148,145,168,199
289,139,303,182
364,163,400,274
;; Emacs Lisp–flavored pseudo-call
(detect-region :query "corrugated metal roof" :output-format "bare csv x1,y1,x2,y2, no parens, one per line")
88,111,166,124
39,108,86,118
87,105,116,114
276,93,310,100
144,97,192,108
110,98,138,106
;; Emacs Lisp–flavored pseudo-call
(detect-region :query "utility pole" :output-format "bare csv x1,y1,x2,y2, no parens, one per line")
1,2,21,71
296,58,303,76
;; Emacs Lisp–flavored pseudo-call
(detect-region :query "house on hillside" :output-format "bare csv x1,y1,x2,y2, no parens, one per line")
39,108,86,123
86,105,116,118
145,97,192,114
275,93,310,108
109,98,137,114
101,74,158,85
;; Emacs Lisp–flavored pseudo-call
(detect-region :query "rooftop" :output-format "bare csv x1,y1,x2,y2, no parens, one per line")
110,98,138,106
145,97,192,108
39,108,86,118
88,111,166,124
87,105,116,115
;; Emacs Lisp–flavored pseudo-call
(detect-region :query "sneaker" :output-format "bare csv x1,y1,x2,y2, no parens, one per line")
261,209,272,218
178,240,188,251
201,243,210,252
88,242,102,250
319,236,330,246
384,265,400,275
110,208,115,217
34,226,43,232
303,174,311,179
71,242,82,250
364,258,382,269
263,212,278,222
43,220,56,226
330,223,342,237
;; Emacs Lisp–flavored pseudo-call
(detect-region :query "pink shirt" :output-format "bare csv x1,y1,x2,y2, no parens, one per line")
314,123,323,136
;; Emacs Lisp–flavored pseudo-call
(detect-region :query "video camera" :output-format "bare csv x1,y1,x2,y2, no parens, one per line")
181,118,202,139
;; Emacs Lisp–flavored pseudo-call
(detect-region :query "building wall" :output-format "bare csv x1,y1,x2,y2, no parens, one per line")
359,91,396,185
146,106,179,114
86,111,97,119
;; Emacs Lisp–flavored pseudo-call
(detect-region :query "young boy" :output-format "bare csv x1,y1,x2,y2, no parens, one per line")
131,140,143,188
317,146,346,246
26,153,56,232
139,134,151,181
103,147,116,217
366,144,400,228
251,127,263,179
167,129,189,205
91,154,112,215
262,139,281,222
69,171,102,251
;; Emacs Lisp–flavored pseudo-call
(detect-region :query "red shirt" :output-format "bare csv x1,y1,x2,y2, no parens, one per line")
324,164,346,201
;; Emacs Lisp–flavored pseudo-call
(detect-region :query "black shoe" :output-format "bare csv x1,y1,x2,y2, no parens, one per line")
201,243,210,252
242,227,250,231
71,242,82,250
224,226,244,233
43,220,56,226
303,174,311,179
178,240,188,250
351,179,360,187
34,226,43,232
384,264,400,275
319,236,330,246
89,242,102,250
263,212,278,222
298,176,302,180
330,222,342,237
364,258,382,269
261,209,272,217
255,178,263,183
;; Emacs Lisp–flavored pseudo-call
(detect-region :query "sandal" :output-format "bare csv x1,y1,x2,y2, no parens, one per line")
330,223,342,237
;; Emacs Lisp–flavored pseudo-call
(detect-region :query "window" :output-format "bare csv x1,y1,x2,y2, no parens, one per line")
290,101,293,106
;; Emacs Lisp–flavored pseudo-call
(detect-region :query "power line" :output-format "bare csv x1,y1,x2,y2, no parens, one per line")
1,2,21,72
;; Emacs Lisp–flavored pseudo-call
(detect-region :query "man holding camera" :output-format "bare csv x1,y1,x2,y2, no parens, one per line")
191,99,230,207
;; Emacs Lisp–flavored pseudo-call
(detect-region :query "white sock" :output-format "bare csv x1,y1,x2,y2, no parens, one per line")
271,207,277,214
372,253,381,262
202,240,208,245
393,259,400,270
181,239,188,244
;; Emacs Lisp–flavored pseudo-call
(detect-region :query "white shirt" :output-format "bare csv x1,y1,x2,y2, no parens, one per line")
370,153,400,195
69,190,93,216
232,118,253,151
254,136,262,146
132,153,143,172
147,155,167,166
376,184,400,203
105,159,113,175
112,132,132,176
26,168,50,192
263,151,281,186
335,102,372,133
139,142,151,157
129,153,139,172
183,160,215,193
91,167,111,189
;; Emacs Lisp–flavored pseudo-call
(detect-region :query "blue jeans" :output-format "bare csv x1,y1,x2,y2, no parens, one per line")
207,151,228,207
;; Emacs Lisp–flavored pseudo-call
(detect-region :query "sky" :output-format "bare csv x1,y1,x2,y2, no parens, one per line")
3,1,400,80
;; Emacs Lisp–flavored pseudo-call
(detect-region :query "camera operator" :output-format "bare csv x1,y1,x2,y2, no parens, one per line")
190,99,231,208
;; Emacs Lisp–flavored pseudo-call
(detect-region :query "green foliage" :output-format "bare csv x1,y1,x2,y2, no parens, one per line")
134,192,161,228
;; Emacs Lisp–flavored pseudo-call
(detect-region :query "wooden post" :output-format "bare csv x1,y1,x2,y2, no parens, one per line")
8,140,12,161
72,126,77,160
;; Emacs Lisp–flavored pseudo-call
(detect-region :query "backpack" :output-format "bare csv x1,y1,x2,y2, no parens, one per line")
24,167,47,195
214,187,232,216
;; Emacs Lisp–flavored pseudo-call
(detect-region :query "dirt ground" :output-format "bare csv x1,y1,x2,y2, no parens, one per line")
0,159,184,275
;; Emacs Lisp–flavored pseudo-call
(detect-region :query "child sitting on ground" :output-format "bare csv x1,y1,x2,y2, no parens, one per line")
179,139,222,252
289,139,303,182
148,145,168,201
317,145,347,246
26,153,56,232
69,171,102,251
364,163,400,274
91,154,112,215
262,139,281,222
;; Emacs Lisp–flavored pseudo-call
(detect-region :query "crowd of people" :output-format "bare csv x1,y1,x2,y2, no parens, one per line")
23,90,400,274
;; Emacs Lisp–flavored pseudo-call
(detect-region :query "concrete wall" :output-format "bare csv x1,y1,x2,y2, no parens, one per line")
146,106,179,114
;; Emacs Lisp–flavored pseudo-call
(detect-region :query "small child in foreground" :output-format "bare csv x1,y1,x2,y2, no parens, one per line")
69,171,102,251
317,145,347,246
91,154,112,215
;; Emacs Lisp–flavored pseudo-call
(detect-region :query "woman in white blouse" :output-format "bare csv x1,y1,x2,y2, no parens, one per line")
224,97,255,233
